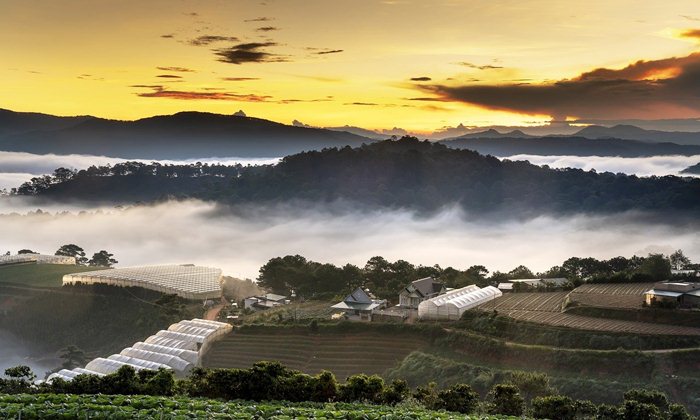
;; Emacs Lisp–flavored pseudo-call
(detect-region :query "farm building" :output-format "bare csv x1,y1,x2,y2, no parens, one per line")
62,264,223,300
398,277,446,309
644,281,700,308
498,277,569,291
47,318,232,383
244,293,290,311
331,287,387,321
0,253,76,266
418,285,502,320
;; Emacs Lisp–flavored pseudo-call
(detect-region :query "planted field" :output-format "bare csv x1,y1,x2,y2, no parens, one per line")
568,283,652,309
503,310,700,336
203,329,430,380
0,394,509,419
476,292,568,313
0,263,103,288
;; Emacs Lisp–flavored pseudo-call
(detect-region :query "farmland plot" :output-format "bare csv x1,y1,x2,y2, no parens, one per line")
568,283,653,309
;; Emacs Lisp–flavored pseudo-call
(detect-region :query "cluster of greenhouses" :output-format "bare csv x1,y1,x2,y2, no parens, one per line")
47,319,232,382
62,264,223,300
418,285,502,320
0,253,76,266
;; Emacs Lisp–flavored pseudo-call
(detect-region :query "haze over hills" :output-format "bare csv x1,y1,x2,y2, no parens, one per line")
574,125,700,145
22,137,700,216
441,136,700,157
0,109,373,159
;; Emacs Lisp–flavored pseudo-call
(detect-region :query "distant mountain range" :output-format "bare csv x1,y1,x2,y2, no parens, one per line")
682,162,700,175
4,108,700,160
0,109,373,159
441,136,700,157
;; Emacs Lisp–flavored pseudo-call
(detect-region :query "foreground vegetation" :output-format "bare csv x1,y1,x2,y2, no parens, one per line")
0,361,695,419
0,394,513,420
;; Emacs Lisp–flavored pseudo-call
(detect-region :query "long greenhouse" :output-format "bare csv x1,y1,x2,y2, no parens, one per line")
418,285,502,320
62,264,223,300
47,319,232,383
0,253,76,266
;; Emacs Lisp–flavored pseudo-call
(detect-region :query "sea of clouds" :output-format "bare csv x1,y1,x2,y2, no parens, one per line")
0,199,697,280
0,151,281,190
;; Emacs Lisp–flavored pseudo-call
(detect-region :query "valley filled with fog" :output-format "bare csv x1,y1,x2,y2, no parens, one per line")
1,198,697,280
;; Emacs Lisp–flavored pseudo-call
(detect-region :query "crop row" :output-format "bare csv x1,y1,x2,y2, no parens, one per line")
477,292,568,313
0,394,504,420
503,310,700,336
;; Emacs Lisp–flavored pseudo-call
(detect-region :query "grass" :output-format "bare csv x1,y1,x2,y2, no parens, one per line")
0,263,103,288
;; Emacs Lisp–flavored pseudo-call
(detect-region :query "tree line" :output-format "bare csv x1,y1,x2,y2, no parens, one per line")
9,137,700,217
257,251,694,300
0,363,693,419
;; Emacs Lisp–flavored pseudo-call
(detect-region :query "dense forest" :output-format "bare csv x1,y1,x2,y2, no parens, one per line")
256,251,692,299
12,137,700,215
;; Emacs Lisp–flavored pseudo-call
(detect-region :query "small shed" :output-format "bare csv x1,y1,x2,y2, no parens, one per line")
331,287,386,321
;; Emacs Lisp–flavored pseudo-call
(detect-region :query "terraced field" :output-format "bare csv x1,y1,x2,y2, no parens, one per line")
478,292,568,313
474,287,700,336
203,329,430,380
504,310,700,336
568,283,652,309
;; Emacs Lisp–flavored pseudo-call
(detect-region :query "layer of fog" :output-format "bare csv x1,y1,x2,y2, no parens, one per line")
0,330,56,377
0,151,281,190
501,154,700,177
0,199,697,279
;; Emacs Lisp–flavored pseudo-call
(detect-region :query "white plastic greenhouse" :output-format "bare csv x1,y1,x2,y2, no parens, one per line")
62,264,223,300
132,342,199,365
0,253,76,266
144,335,200,351
418,285,502,320
46,319,232,383
120,348,193,374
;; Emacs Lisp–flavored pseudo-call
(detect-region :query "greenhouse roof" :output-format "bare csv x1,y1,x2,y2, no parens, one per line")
62,264,222,299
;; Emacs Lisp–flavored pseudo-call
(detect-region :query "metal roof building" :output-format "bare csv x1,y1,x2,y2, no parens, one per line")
418,285,502,320
62,264,223,300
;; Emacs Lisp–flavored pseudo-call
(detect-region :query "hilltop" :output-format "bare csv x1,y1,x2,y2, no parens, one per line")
23,137,700,216
0,109,373,159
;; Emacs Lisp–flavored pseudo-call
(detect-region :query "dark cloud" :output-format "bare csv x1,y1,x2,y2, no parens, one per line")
160,34,175,38
314,49,344,55
344,102,379,106
421,52,700,119
245,17,273,22
133,85,271,102
156,74,183,79
458,62,504,70
681,15,700,22
156,66,194,72
214,42,287,64
405,97,446,102
256,26,279,32
410,76,432,82
189,35,239,46
221,77,261,81
681,28,700,40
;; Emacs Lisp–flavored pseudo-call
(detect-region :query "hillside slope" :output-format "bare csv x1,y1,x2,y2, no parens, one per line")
0,110,372,158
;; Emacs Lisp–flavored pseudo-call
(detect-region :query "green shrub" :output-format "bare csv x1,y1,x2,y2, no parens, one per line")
531,395,576,420
488,383,524,416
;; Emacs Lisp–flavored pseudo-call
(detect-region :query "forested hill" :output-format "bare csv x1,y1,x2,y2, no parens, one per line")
0,109,372,158
19,137,700,215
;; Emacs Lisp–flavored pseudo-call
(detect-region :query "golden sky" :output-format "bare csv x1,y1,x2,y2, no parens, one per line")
2,0,700,132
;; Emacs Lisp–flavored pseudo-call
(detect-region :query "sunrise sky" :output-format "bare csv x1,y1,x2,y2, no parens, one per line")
2,0,700,133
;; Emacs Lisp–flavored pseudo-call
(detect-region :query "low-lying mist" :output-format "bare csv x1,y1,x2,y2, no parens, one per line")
1,199,697,279
0,151,281,190
502,154,700,177
0,330,56,377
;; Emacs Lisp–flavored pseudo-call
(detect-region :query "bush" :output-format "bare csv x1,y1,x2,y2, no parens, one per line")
622,400,663,420
436,383,480,414
624,389,670,412
488,383,524,416
531,395,576,420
